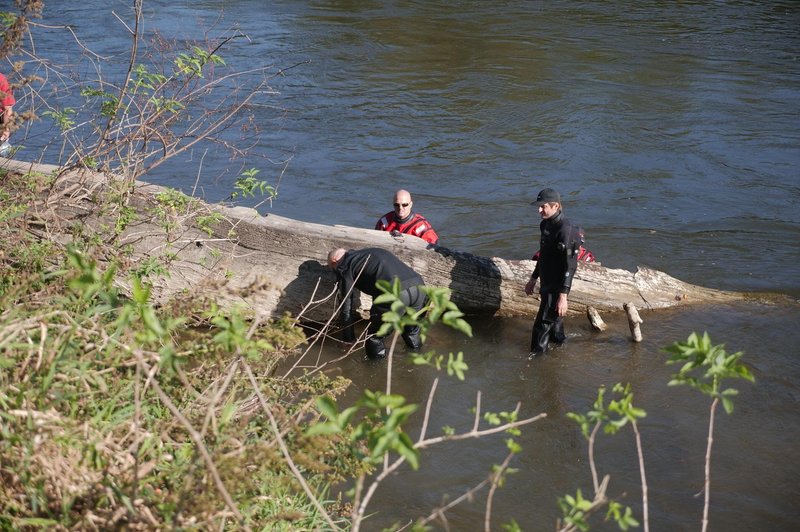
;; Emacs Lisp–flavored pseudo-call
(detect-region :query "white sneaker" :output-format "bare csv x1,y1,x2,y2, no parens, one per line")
0,141,11,157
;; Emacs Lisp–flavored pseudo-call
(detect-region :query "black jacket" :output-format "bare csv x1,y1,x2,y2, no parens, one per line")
334,248,424,321
531,210,578,294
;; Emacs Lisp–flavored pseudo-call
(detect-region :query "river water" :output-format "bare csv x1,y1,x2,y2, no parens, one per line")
22,1,800,530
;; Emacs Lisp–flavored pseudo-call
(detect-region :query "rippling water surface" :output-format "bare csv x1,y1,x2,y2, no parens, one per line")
21,1,800,529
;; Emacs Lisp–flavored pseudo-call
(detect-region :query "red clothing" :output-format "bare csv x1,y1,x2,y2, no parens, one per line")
0,74,14,109
532,247,596,263
375,211,439,245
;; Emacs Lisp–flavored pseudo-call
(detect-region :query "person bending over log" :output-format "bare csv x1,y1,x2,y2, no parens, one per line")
375,189,439,245
524,188,579,357
328,247,428,359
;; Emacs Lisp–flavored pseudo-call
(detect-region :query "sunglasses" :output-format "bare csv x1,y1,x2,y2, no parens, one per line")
393,202,410,208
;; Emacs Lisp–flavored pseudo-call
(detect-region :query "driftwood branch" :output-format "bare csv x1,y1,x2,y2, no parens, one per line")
586,306,607,331
624,302,644,342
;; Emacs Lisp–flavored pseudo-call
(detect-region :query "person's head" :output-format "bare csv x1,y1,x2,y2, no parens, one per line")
531,188,561,220
327,248,346,269
392,189,413,220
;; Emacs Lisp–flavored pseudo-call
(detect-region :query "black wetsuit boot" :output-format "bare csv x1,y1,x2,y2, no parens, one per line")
530,292,564,354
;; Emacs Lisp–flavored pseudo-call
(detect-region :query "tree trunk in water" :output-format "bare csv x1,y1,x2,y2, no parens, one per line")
2,158,756,325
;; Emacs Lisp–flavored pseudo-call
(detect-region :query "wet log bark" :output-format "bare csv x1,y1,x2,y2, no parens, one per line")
2,158,751,324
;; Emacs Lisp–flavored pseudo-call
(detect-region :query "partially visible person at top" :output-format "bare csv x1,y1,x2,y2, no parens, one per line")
375,189,439,246
524,188,579,357
0,72,15,156
327,247,427,359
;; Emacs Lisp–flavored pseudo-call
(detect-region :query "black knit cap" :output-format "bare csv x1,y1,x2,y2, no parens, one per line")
530,188,561,206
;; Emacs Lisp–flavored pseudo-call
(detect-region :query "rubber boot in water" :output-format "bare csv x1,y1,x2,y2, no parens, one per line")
365,337,387,359
402,326,423,352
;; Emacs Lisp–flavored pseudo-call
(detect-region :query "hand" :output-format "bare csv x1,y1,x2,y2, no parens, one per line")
556,293,568,317
524,278,537,296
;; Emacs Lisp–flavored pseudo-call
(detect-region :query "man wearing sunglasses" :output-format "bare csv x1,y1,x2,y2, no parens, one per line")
375,189,439,246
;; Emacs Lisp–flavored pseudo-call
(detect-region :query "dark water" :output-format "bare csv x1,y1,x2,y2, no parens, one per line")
20,1,800,529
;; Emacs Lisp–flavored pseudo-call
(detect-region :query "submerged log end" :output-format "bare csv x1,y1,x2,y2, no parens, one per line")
586,306,607,331
623,302,644,342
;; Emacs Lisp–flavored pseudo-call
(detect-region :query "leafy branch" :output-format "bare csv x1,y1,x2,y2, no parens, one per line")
664,332,754,532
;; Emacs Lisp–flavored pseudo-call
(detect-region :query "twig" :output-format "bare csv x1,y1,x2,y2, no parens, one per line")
352,399,546,529
588,420,601,493
632,420,650,532
283,255,370,378
199,358,242,437
472,391,482,432
557,475,611,532
416,408,546,449
484,452,515,532
417,378,439,443
701,397,718,532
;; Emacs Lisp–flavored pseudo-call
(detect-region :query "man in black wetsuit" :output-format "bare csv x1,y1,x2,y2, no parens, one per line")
327,247,427,359
524,188,579,357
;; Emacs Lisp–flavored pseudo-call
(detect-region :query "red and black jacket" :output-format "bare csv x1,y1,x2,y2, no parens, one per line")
375,211,439,245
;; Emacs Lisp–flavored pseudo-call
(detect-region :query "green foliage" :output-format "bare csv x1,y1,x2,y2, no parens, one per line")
605,383,646,434
114,205,137,234
483,409,522,438
0,236,348,529
1,8,354,528
260,313,307,350
563,383,643,531
664,331,754,414
148,95,184,114
154,187,190,211
195,210,224,236
567,382,646,439
150,187,194,233
421,285,473,336
0,11,18,28
232,168,276,200
42,108,76,131
130,255,169,281
206,304,274,360
606,501,640,531
566,385,608,440
410,350,468,380
132,63,167,92
558,489,594,532
175,46,225,78
80,87,120,118
558,488,639,532
373,280,473,342
63,246,121,314
308,392,420,469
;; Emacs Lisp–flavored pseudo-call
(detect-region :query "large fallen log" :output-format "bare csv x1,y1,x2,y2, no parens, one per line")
2,158,753,323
